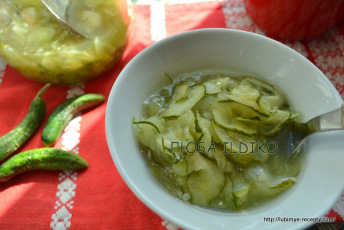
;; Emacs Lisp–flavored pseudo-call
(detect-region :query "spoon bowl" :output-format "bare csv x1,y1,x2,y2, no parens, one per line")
41,0,88,37
289,105,344,154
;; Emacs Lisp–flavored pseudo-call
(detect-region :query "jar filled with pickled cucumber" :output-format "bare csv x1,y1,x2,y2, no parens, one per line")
0,0,132,84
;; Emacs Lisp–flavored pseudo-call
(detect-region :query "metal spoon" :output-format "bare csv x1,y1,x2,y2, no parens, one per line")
288,104,344,154
40,0,88,37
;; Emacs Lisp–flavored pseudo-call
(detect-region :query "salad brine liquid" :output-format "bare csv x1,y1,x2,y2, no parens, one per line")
134,70,305,211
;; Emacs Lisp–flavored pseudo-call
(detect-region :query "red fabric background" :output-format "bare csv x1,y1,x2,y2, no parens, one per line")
0,1,343,229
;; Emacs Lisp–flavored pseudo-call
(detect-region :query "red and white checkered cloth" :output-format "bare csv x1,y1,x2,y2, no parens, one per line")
0,1,343,229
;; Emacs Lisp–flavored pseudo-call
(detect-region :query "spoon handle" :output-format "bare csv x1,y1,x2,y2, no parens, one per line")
307,104,344,133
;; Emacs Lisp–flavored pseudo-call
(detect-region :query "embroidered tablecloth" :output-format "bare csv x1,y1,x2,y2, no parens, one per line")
0,0,343,229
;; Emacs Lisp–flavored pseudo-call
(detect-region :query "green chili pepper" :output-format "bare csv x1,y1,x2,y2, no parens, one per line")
0,84,50,162
41,93,105,146
0,147,88,182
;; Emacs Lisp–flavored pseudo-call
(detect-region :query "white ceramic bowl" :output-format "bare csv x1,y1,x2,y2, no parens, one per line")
105,29,344,230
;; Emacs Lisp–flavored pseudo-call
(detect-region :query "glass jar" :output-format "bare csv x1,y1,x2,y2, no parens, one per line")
0,0,132,84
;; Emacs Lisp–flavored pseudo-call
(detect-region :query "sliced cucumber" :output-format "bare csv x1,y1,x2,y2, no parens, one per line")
203,80,222,95
258,95,285,114
194,111,205,134
269,177,297,189
287,109,300,121
229,169,250,208
172,160,188,177
194,111,215,158
192,94,217,119
232,183,250,208
243,76,280,96
214,116,259,137
156,131,184,160
210,121,223,144
252,140,270,163
210,174,235,209
213,145,234,173
159,84,205,119
159,110,196,156
142,94,165,118
134,117,160,149
172,84,189,103
220,93,261,113
228,100,267,119
244,165,297,197
212,101,260,136
133,116,165,133
203,77,231,94
213,125,257,165
186,152,225,206
134,119,173,165
186,152,210,173
226,76,285,114
259,110,290,136
212,99,291,137
230,78,260,102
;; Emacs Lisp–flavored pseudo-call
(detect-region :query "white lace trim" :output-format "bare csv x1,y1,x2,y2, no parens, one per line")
50,84,85,230
0,57,7,86
150,2,166,42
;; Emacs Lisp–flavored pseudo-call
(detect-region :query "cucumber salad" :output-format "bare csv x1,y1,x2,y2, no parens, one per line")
0,0,130,84
133,70,304,211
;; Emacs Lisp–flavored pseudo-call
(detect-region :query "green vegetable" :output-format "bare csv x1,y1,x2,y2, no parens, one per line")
259,109,291,136
212,100,261,136
0,84,50,162
42,93,105,146
232,183,250,208
159,84,205,119
268,177,297,189
0,147,88,182
203,77,231,94
133,71,303,210
186,152,225,206
213,124,257,165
